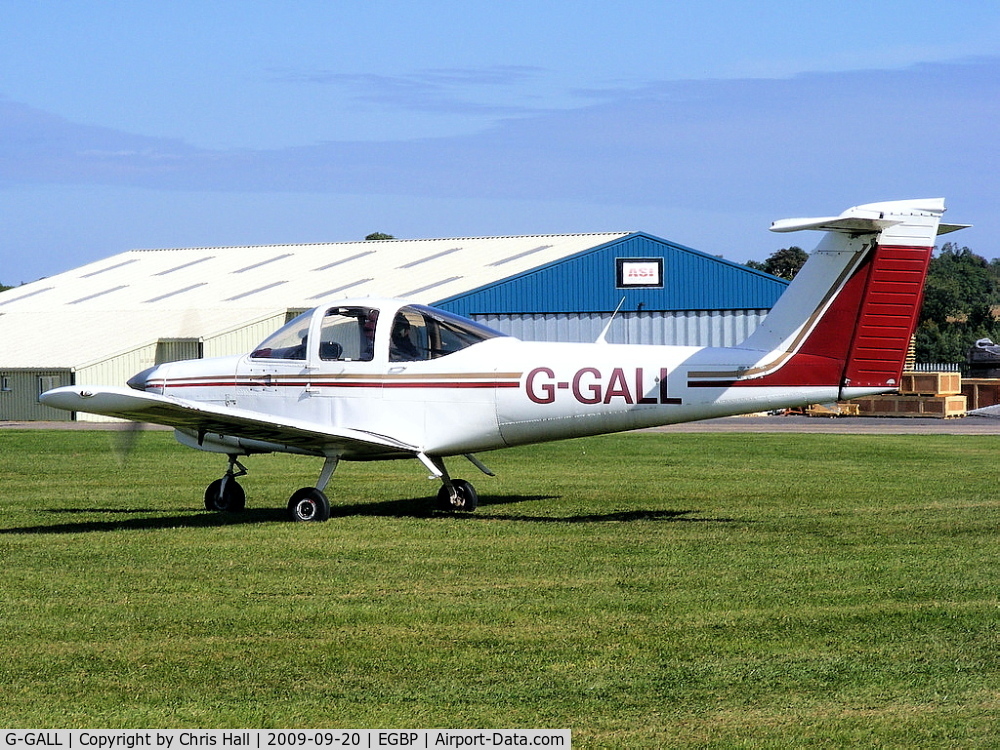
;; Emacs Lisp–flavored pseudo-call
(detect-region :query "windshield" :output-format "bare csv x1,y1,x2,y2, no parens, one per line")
251,309,314,360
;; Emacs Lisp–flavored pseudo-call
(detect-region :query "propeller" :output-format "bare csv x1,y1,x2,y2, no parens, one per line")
107,419,146,467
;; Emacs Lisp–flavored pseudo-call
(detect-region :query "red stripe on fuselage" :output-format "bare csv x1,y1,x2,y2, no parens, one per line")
154,378,521,391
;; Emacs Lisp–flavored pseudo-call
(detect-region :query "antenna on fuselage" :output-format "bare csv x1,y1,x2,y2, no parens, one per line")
596,296,627,345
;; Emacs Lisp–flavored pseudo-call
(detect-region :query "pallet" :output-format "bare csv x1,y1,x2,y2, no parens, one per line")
806,402,860,418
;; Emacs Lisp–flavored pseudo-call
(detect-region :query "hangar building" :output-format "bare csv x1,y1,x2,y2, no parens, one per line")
0,232,788,421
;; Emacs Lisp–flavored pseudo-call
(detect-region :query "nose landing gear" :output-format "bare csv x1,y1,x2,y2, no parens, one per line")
204,455,247,512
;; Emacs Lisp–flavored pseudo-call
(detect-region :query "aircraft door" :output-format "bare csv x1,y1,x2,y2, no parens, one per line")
308,306,389,431
382,306,502,453
236,309,315,418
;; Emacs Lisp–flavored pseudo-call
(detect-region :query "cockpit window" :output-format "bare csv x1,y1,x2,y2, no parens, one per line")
319,307,378,361
389,310,425,361
251,309,313,360
252,304,502,363
389,305,507,362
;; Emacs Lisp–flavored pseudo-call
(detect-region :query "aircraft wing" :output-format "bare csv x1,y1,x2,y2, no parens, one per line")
39,386,419,458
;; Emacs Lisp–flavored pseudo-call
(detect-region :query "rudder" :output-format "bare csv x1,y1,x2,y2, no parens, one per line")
840,243,933,391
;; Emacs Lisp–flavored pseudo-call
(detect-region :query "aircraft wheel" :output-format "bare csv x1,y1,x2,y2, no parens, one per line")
437,479,478,512
204,477,246,512
288,487,331,522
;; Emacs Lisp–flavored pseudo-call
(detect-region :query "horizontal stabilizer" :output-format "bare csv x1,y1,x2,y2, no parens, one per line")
938,223,973,235
770,215,901,234
771,199,965,238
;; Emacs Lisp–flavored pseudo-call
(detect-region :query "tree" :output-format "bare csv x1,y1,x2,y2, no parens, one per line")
746,246,808,280
365,232,395,241
914,243,1000,363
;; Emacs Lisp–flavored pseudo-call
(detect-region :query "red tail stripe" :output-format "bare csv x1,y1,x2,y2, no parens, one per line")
704,243,932,389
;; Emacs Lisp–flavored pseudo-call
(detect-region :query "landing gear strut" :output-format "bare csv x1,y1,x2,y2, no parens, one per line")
204,455,247,512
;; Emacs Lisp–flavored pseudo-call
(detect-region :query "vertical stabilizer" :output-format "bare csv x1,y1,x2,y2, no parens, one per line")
735,199,961,397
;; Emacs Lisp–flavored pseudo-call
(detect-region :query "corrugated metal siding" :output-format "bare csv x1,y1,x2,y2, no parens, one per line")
0,370,74,421
156,340,203,364
203,313,288,359
476,309,771,347
77,344,157,389
75,344,159,421
437,233,787,316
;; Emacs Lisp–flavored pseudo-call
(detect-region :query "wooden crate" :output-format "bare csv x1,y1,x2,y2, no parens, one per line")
962,379,1000,410
921,395,967,418
899,371,962,396
854,394,967,418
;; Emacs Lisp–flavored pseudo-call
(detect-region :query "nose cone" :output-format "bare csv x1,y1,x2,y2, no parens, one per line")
127,366,159,391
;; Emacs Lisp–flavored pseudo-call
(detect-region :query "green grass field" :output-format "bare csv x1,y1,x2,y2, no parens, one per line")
2,428,999,747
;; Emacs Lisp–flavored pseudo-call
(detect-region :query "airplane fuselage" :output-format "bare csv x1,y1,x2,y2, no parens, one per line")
144,335,867,459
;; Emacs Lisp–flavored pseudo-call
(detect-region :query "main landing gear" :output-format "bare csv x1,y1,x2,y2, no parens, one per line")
286,456,338,523
421,453,494,513
203,454,336,522
202,453,491,522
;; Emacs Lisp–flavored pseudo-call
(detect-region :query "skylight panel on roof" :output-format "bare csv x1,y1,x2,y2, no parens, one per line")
225,281,288,301
309,279,373,299
233,253,294,273
401,277,462,297
156,257,214,276
144,283,208,303
398,247,460,269
69,286,128,304
81,259,139,278
0,286,54,306
488,244,554,267
314,250,376,271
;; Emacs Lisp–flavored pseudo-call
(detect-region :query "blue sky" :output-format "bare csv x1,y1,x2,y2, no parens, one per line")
2,1,998,285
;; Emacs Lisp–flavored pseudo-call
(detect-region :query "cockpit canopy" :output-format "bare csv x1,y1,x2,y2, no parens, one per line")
251,303,508,363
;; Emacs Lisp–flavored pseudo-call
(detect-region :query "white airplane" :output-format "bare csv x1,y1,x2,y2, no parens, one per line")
41,199,965,522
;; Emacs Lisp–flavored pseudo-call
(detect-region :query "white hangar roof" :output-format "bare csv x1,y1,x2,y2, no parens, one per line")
0,233,631,369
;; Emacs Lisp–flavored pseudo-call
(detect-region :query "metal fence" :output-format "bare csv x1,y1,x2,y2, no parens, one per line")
909,362,964,374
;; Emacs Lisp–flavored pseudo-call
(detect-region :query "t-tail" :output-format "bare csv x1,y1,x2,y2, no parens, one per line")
697,199,968,400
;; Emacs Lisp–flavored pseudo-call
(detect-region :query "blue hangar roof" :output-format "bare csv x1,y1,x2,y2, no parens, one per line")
434,232,789,316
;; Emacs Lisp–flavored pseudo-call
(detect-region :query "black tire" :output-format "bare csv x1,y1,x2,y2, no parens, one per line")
287,487,331,522
204,477,247,512
437,479,478,512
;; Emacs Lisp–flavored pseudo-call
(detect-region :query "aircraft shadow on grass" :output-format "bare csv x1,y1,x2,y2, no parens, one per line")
0,494,739,535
